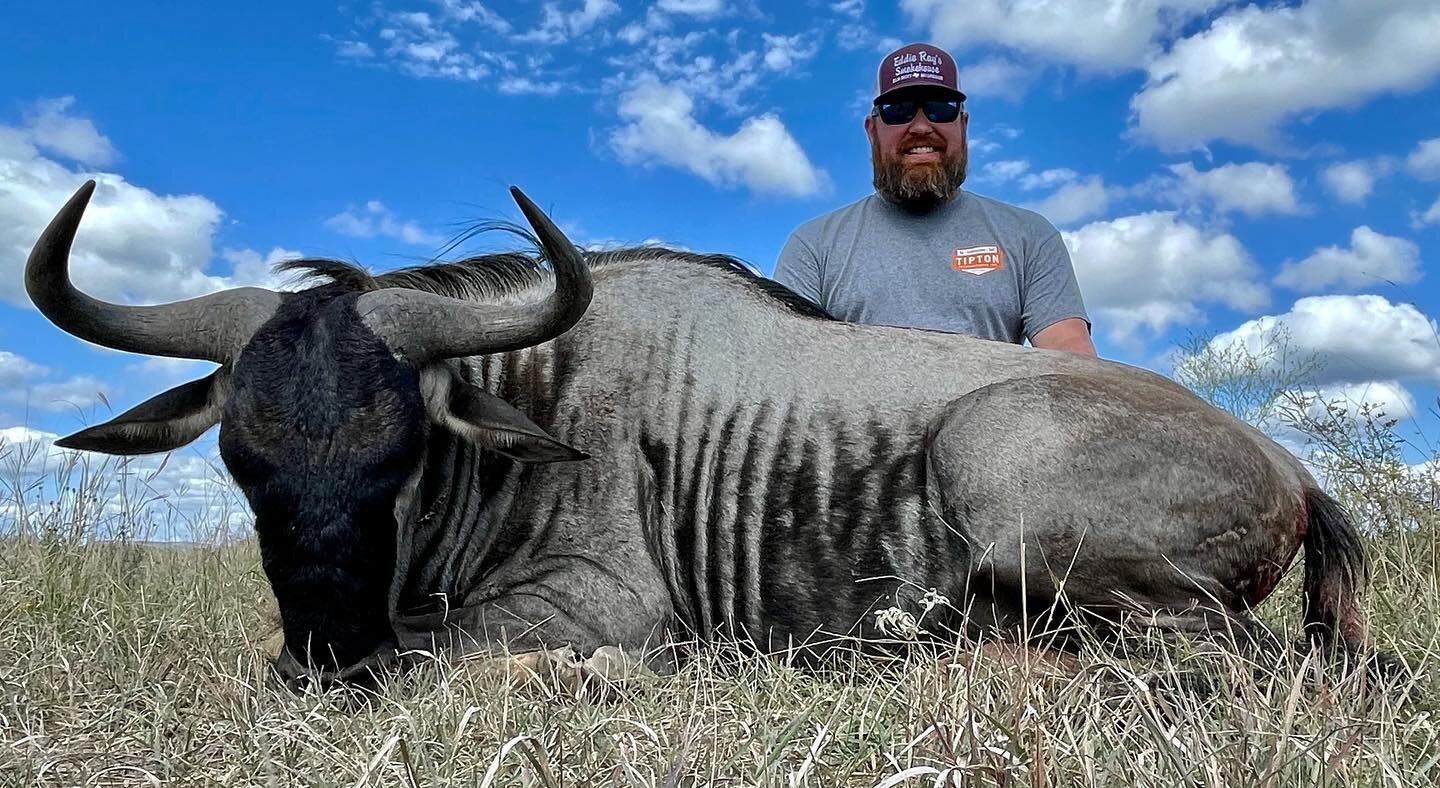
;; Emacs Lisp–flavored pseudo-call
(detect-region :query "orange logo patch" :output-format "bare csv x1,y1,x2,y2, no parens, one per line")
952,245,1004,275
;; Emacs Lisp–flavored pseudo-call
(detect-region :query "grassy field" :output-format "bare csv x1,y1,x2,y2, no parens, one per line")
1,510,1436,786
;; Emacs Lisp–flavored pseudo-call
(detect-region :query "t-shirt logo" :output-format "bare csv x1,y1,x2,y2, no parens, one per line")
952,245,1004,275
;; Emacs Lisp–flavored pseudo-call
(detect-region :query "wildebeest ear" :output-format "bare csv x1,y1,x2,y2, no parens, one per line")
55,369,228,456
422,368,587,463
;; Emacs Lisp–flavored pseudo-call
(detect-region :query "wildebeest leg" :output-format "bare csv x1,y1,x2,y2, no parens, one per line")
266,629,655,690
267,570,677,687
392,582,680,675
925,373,1309,662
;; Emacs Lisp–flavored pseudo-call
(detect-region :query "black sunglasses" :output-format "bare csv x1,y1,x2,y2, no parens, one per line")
873,99,963,126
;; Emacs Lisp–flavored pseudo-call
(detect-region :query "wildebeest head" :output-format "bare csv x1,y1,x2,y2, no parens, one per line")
25,181,592,679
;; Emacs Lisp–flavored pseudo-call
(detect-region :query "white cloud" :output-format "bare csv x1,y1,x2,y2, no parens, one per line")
1274,226,1422,292
20,97,118,167
1308,380,1417,422
1208,295,1440,385
602,33,763,113
595,30,838,194
616,23,648,45
837,24,901,53
0,350,107,414
123,356,219,389
1321,158,1394,204
1131,0,1440,151
0,100,302,311
1162,161,1301,216
218,247,305,290
761,33,819,71
497,76,568,95
516,0,620,44
436,0,512,33
1019,167,1078,191
375,11,489,80
977,159,1079,191
615,4,677,45
656,0,726,17
334,40,375,59
0,127,34,160
832,0,865,17
1412,194,1440,228
1063,212,1268,341
980,159,1030,182
901,0,1226,72
956,57,1037,102
23,377,108,414
1021,176,1111,226
1406,137,1440,181
323,201,442,246
1262,378,1420,455
0,425,57,447
967,137,1002,156
337,1,509,78
609,79,827,197
970,124,1026,158
0,351,46,387
974,154,1104,224
3,156,213,307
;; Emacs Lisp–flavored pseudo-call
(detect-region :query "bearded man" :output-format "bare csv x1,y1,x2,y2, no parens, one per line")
773,43,1096,355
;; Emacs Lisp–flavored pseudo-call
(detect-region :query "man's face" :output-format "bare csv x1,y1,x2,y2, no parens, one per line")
865,88,969,213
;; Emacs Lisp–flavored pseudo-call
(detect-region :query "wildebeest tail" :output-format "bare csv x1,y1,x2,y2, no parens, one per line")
1301,489,1368,647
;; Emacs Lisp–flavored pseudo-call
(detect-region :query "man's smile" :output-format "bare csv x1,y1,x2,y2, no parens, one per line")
902,144,943,163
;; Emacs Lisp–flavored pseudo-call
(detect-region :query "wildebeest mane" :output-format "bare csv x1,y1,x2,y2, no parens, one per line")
277,222,833,319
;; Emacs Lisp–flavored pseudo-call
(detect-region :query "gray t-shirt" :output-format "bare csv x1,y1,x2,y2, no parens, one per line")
773,192,1089,344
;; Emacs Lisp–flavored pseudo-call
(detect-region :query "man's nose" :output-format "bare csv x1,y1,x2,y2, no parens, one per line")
907,110,936,135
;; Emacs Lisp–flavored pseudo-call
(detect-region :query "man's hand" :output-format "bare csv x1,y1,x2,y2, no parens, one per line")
1031,318,1097,356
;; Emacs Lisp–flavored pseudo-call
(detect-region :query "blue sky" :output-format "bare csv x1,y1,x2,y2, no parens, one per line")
2,0,1438,522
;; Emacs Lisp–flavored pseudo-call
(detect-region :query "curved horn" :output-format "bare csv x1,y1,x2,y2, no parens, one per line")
356,186,593,362
25,180,281,363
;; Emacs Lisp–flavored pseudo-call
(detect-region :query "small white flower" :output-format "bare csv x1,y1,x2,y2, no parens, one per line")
873,607,921,640
920,588,950,612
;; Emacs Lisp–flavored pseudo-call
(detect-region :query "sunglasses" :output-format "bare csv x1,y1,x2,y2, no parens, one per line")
873,99,963,126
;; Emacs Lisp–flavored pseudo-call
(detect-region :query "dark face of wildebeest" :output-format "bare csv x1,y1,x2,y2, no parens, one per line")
25,181,591,675
218,289,429,670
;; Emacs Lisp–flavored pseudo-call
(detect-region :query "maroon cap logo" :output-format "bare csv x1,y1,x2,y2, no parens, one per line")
876,43,964,102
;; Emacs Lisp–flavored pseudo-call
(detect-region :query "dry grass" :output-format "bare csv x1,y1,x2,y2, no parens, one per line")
0,509,1436,785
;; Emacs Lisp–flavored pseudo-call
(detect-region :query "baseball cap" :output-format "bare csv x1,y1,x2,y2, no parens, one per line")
874,43,965,103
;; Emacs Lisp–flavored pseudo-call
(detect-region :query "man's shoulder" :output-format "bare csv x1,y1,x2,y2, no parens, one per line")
790,194,883,240
959,191,1061,237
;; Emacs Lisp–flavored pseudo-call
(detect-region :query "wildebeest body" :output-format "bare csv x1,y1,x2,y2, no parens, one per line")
26,182,1379,683
382,259,1309,664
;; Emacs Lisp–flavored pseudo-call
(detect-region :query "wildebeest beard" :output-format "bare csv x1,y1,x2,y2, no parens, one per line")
871,136,968,214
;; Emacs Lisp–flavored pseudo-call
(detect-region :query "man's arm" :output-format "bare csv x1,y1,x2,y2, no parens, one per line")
771,232,825,307
1031,318,1096,355
1022,230,1096,356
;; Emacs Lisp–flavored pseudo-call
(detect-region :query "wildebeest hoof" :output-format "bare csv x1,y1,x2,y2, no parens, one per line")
464,645,656,696
468,646,582,683
258,627,286,663
584,645,657,682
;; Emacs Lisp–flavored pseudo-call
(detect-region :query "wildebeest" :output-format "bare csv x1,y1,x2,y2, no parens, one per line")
27,180,1390,683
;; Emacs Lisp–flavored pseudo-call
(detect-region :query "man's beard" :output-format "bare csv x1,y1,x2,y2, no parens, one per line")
872,139,967,214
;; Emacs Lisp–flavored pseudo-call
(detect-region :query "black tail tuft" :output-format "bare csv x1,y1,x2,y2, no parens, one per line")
1301,492,1413,690
1301,490,1368,647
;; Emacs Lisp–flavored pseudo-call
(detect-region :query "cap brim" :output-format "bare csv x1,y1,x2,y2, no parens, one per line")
874,85,967,104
